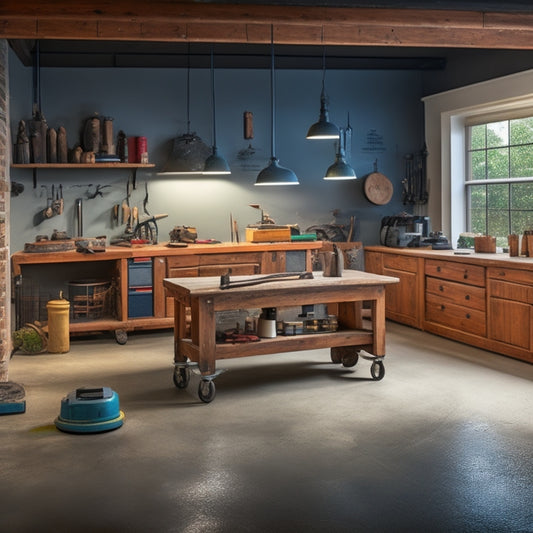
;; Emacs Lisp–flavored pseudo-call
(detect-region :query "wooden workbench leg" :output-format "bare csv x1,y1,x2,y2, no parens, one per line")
371,288,386,356
337,301,363,330
196,296,216,376
173,299,187,364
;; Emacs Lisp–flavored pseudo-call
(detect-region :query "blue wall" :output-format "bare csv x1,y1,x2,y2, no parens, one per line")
9,48,424,251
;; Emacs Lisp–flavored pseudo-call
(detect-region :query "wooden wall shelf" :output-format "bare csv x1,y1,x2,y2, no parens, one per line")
11,162,156,188
11,163,155,169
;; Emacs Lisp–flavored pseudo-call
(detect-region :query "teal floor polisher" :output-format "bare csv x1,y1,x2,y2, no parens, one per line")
0,382,26,414
55,387,124,433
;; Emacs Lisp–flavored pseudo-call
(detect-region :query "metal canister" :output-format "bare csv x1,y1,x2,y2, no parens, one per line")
47,294,70,353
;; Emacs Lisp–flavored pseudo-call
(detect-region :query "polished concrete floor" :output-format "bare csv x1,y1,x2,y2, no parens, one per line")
2,322,533,532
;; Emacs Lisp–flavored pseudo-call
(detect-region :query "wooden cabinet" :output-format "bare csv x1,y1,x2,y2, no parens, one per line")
364,246,533,364
424,258,486,337
365,250,422,328
487,267,533,354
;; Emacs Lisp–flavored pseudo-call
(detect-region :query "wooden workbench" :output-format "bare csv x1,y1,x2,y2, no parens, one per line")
163,270,399,402
11,241,322,341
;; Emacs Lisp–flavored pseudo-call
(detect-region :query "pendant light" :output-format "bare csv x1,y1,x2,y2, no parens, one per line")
256,26,299,186
324,114,356,180
203,47,231,175
306,47,339,140
161,45,210,174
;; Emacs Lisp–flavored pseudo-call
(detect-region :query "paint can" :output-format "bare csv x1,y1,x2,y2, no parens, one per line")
47,294,70,353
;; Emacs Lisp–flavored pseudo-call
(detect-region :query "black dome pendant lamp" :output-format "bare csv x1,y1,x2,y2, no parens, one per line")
306,47,339,140
324,113,356,180
203,47,231,175
255,26,299,186
162,44,210,174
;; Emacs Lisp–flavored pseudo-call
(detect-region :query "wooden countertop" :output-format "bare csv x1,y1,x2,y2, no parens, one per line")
365,245,533,270
164,269,399,298
11,240,323,270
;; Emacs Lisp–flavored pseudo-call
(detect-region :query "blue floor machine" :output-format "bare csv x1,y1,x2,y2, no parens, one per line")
55,387,124,434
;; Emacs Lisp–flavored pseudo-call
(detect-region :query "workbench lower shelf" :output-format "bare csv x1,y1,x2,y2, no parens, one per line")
164,270,399,403
179,329,374,360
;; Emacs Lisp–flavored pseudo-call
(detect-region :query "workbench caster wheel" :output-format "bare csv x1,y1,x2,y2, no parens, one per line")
342,352,359,368
173,366,190,389
198,380,216,403
370,360,385,381
331,346,358,366
114,329,128,345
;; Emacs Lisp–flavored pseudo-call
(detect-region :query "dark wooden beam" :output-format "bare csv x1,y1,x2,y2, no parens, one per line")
1,1,533,50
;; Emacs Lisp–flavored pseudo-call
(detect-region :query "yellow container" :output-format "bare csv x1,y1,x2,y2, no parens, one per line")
47,296,70,353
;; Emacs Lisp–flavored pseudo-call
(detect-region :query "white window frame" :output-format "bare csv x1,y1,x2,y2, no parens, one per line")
423,69,533,247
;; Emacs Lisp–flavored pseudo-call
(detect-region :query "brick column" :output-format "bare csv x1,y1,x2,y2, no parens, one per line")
0,39,11,381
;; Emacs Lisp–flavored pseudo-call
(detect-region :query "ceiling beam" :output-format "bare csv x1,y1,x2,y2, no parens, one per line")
1,1,533,50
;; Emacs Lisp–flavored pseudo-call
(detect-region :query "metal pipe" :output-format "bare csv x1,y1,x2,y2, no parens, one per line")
75,198,83,236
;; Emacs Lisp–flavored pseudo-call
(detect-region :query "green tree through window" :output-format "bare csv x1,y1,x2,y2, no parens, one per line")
467,117,533,247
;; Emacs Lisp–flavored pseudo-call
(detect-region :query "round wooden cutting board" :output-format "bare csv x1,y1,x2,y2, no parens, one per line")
364,171,394,205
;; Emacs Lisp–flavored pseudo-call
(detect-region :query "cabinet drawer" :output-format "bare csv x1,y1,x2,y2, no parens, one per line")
167,266,198,278
488,267,533,285
199,263,260,276
383,253,418,273
489,279,533,304
198,252,264,266
426,277,485,311
425,259,485,287
166,255,199,270
426,294,486,336
166,256,199,278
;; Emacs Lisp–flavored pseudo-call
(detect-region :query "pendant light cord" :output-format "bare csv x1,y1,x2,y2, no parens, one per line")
321,46,326,95
210,48,217,149
186,43,191,135
270,25,276,159
32,41,41,116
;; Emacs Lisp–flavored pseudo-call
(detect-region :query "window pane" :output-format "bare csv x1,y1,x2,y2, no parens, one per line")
469,150,486,180
486,121,508,148
469,184,486,208
511,211,533,234
487,147,508,179
510,117,533,145
470,124,486,150
511,182,533,209
510,145,533,178
487,210,509,241
487,183,509,209
470,208,486,234
487,184,509,242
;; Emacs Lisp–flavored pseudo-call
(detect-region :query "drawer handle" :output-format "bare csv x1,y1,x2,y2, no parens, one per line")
439,285,444,291
464,272,468,279
465,294,470,300
466,313,471,319
440,304,445,311
436,266,441,272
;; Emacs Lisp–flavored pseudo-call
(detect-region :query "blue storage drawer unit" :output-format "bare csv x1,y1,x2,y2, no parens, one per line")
128,258,153,288
128,258,153,318
128,289,153,318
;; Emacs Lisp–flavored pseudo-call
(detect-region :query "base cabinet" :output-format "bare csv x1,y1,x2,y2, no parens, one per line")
365,246,533,364
365,250,422,328
12,243,319,337
424,259,486,337
487,267,533,352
